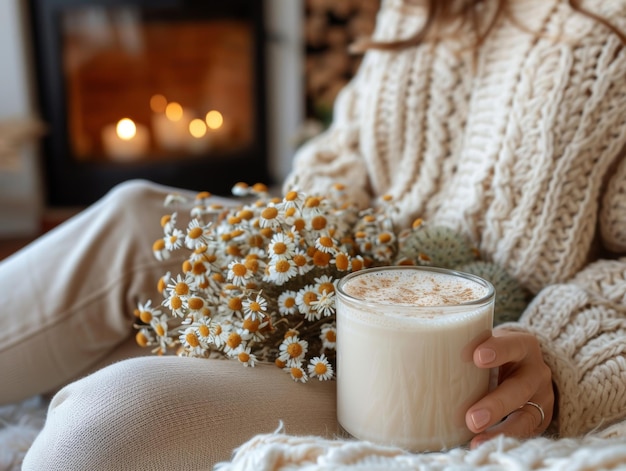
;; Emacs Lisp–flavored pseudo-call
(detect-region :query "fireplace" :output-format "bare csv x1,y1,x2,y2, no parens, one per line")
29,0,271,206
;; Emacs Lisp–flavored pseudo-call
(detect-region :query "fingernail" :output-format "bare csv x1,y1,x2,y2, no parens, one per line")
470,409,491,429
478,348,496,364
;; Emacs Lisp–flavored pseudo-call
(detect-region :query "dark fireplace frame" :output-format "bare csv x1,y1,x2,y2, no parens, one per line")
28,0,271,207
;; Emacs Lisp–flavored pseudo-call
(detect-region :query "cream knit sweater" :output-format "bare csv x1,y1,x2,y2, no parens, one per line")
285,0,626,438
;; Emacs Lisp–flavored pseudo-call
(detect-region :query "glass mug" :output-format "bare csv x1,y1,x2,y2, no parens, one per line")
336,266,495,451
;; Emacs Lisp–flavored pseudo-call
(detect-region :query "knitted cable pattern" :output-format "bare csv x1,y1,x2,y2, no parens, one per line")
216,425,626,470
284,0,626,437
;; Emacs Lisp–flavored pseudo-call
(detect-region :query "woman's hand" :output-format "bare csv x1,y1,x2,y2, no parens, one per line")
465,327,554,448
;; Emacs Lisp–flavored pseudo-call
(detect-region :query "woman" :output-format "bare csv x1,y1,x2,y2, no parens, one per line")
2,0,624,468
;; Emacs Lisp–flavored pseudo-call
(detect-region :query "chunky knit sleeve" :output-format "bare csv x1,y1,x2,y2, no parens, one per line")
282,77,372,209
504,258,626,437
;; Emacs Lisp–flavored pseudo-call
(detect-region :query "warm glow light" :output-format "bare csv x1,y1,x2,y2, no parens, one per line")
189,119,207,138
116,118,137,141
165,102,184,122
150,94,168,113
205,110,223,130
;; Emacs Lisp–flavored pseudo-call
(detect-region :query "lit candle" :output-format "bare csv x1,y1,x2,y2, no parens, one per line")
101,118,149,161
151,100,193,151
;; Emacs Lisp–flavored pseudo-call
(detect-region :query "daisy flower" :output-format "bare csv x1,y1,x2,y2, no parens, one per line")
184,219,212,250
296,285,320,321
135,300,161,324
224,331,244,356
235,346,257,367
161,211,178,234
152,238,170,261
279,189,306,211
311,290,335,318
308,354,334,380
164,193,187,207
265,258,298,285
259,204,282,229
267,233,296,260
277,290,298,316
285,365,308,383
179,327,206,356
278,336,308,365
320,323,337,350
242,292,268,321
227,260,253,287
164,228,185,251
209,322,230,348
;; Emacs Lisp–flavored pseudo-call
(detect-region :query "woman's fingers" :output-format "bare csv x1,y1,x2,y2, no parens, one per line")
466,328,554,444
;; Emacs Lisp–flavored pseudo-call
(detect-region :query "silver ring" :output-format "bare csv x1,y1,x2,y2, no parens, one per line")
521,401,545,428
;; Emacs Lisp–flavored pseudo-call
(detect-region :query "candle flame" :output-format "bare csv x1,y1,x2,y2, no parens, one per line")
189,119,207,138
116,118,137,141
205,110,223,130
165,102,184,122
150,94,168,113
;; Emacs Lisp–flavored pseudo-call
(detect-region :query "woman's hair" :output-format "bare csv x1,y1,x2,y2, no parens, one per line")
351,0,626,52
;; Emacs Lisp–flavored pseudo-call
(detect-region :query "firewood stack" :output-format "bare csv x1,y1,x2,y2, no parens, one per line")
304,0,380,126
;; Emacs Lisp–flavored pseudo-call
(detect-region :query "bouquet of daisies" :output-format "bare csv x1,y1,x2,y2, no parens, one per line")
134,182,528,383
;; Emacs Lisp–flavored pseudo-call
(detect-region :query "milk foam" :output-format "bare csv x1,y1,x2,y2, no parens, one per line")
342,269,489,307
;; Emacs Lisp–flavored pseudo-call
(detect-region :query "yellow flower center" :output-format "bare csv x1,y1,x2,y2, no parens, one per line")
214,325,222,335
273,242,287,254
351,258,364,271
318,236,334,248
325,330,336,342
238,351,250,363
139,311,152,323
242,318,260,332
303,291,318,306
247,234,263,248
275,358,286,368
378,232,393,244
412,218,424,228
198,324,210,337
283,297,296,309
185,332,200,348
175,282,189,296
136,331,149,347
170,296,183,310
192,261,206,275
155,324,166,337
188,297,204,310
261,206,278,220
238,209,254,220
285,190,298,201
253,183,268,193
249,301,262,312
311,216,327,230
275,259,292,274
314,362,328,375
226,244,242,257
228,216,242,225
152,239,165,251
230,229,245,238
364,215,376,223
160,215,171,228
245,259,259,273
313,250,331,267
293,219,305,232
305,197,321,208
188,227,203,239
287,342,303,358
290,367,304,379
231,263,248,277
157,277,167,293
285,207,296,217
318,282,334,294
182,260,192,273
260,227,274,238
293,254,307,267
228,297,243,311
227,332,242,349
335,253,349,271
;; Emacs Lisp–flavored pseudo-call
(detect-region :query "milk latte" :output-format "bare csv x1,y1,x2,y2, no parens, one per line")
336,266,494,451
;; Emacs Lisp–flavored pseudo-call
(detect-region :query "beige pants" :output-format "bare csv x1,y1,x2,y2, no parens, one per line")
0,180,336,470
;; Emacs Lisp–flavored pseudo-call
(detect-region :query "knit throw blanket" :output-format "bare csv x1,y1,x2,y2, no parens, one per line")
3,397,626,470
216,423,626,471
